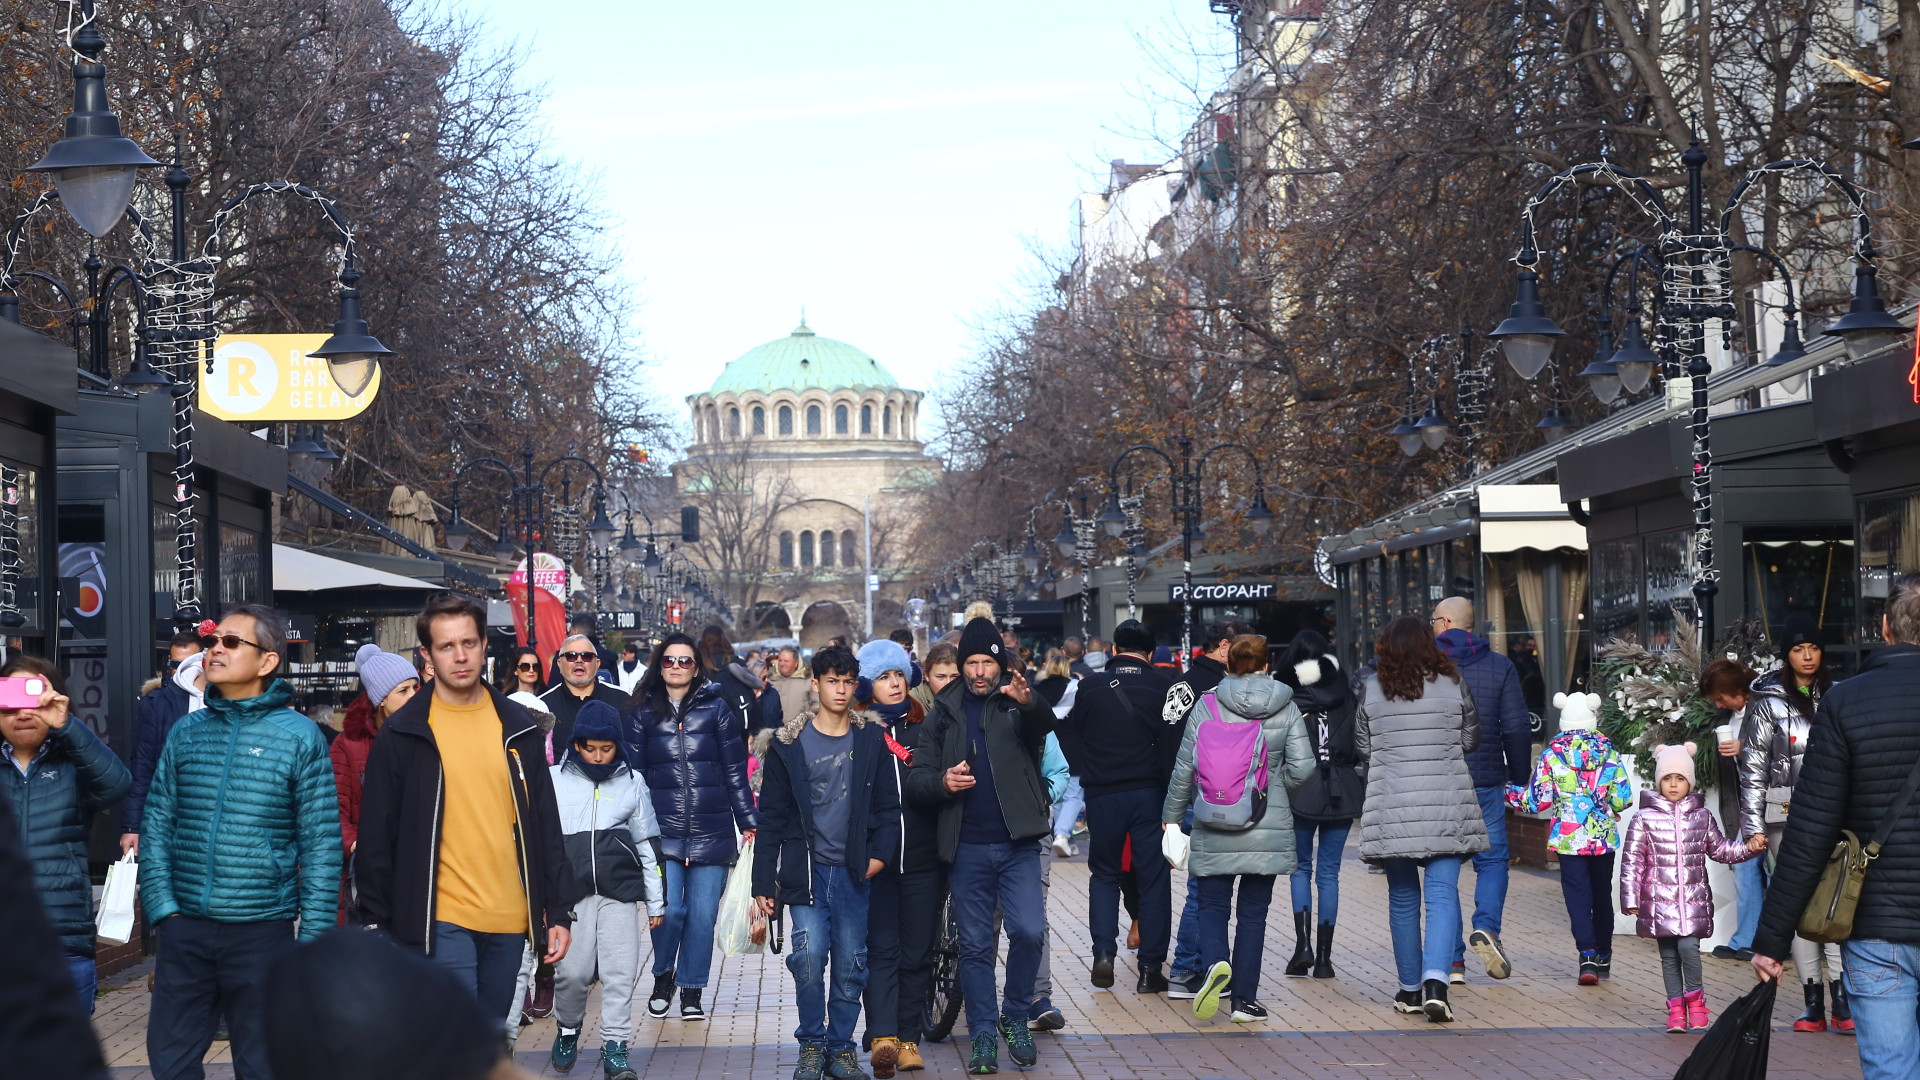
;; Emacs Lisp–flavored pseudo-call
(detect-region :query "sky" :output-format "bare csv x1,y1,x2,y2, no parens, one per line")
453,0,1234,450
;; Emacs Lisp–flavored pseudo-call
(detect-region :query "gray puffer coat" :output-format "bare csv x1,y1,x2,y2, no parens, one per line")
1353,674,1489,863
1162,674,1313,878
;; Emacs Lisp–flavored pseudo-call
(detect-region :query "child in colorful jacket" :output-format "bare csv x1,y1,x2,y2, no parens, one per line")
1507,691,1632,984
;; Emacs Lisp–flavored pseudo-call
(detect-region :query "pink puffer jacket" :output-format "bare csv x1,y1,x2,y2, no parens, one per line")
1619,789,1754,938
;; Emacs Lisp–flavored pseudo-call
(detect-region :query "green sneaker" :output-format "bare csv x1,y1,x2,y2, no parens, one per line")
967,1029,998,1074
551,1029,579,1074
998,1013,1036,1068
602,1039,636,1080
1193,961,1232,1022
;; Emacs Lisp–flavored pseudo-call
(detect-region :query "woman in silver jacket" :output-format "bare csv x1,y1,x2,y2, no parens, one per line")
1704,614,1849,1033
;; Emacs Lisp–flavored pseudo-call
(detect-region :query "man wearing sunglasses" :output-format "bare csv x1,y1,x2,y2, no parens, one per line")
140,606,343,1080
540,632,634,753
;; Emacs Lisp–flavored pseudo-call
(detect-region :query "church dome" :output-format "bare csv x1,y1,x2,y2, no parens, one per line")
709,321,900,395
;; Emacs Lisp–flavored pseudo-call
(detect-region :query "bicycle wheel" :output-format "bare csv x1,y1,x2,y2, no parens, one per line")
925,892,964,1042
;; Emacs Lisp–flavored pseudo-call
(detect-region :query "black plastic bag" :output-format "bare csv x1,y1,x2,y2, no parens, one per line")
1674,978,1776,1080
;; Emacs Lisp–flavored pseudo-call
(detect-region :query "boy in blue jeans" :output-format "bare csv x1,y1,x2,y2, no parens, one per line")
755,645,902,1080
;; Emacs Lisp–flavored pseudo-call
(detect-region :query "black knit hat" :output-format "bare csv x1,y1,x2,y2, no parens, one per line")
958,617,1004,669
572,699,623,747
264,927,501,1080
1779,614,1823,651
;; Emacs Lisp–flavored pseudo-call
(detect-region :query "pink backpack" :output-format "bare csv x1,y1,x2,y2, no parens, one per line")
1191,693,1270,832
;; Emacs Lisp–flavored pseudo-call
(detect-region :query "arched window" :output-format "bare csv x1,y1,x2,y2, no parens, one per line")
800,531,815,567
861,404,873,434
778,405,793,436
820,533,835,567
752,406,766,435
842,530,858,567
779,531,794,567
834,403,849,434
707,406,719,441
728,407,741,438
806,404,822,435
883,405,893,435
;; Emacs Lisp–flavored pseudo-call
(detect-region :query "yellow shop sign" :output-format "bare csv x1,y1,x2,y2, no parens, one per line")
197,334,381,421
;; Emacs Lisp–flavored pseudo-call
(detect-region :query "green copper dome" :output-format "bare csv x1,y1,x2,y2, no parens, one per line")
708,321,900,395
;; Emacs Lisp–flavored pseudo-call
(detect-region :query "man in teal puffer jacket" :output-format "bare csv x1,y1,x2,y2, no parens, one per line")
141,605,341,1080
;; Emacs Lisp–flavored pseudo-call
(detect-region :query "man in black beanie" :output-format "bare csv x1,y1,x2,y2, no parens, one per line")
1056,618,1176,994
905,617,1054,1075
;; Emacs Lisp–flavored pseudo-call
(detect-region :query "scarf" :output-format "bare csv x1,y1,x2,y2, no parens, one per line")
570,748,620,785
869,698,915,763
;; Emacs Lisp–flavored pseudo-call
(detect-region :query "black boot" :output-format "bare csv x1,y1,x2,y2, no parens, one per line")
1312,922,1337,979
1284,910,1314,977
1831,980,1855,1033
1793,981,1827,1032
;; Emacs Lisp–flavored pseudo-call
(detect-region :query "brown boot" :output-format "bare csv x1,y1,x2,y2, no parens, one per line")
895,1041,924,1072
871,1036,900,1079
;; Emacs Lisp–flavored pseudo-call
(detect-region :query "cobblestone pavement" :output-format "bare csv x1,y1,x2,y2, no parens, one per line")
96,849,1861,1079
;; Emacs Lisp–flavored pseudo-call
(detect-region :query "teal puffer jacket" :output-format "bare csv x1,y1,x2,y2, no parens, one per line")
139,680,342,937
3,720,131,958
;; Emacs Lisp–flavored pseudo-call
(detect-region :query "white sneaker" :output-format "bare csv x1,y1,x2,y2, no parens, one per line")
1052,835,1074,858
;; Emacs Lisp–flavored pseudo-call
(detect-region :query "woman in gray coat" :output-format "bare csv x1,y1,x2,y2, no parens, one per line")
1163,635,1312,1025
1354,616,1488,1024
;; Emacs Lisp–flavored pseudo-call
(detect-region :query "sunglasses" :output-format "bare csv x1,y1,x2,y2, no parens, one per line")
208,633,267,653
559,651,597,663
515,662,538,672
659,655,697,669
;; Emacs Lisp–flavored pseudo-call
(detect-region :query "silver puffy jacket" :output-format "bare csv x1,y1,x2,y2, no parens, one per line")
1735,672,1818,840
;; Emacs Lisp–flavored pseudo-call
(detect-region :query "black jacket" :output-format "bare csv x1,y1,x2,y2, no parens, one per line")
1056,654,1178,799
0,795,108,1080
1283,657,1364,823
539,680,632,752
124,678,195,832
627,680,758,866
1755,643,1920,956
355,685,575,954
752,714,901,906
873,699,941,873
904,679,1054,863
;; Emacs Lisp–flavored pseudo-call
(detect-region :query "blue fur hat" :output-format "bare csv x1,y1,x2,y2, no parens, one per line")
857,638,912,683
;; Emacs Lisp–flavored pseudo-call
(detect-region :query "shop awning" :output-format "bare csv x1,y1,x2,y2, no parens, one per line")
273,544,443,592
1478,484,1587,553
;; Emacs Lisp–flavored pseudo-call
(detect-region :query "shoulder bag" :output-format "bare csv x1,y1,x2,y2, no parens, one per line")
1798,751,1920,943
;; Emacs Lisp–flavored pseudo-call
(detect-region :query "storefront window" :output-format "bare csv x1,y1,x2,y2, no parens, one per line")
1860,492,1920,642
1446,537,1477,602
1644,529,1697,651
1743,525,1856,664
2,465,40,630
1591,539,1641,647
219,525,262,606
153,503,207,623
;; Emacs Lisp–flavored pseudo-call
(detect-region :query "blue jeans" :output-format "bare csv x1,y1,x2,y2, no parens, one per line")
1841,939,1920,1080
950,840,1044,1034
1052,776,1085,839
787,862,872,1052
1383,856,1464,989
431,921,528,1019
1195,874,1274,1002
1728,855,1767,951
1170,806,1202,981
1086,788,1171,965
650,860,730,988
67,953,97,1017
1453,785,1510,963
1290,820,1351,924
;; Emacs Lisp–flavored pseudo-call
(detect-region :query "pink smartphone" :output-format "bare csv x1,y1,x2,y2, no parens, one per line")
0,675,49,709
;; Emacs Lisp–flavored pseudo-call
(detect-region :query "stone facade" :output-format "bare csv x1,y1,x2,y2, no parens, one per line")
674,322,938,647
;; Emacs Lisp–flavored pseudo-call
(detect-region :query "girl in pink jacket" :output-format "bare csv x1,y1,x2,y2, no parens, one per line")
1619,742,1761,1033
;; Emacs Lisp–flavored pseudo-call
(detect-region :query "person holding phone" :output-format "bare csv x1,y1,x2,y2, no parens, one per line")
905,617,1055,1075
1,656,129,1016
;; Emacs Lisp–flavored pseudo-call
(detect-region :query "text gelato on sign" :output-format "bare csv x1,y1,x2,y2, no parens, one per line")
198,334,381,421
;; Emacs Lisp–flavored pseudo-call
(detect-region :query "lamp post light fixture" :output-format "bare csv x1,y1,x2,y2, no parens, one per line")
1385,330,1486,465
1102,435,1273,665
1491,138,1904,651
26,2,159,238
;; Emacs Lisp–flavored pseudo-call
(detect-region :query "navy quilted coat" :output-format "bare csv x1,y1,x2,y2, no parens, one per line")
139,680,342,937
3,720,130,958
627,680,756,865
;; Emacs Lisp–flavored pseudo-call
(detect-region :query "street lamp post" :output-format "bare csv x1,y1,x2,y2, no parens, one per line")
1095,435,1274,666
443,444,617,652
1488,139,1903,651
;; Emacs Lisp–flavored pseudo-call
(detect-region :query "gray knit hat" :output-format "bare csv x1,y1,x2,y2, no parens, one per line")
355,643,416,708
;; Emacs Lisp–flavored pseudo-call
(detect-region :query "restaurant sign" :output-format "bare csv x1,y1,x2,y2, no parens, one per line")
1169,581,1277,603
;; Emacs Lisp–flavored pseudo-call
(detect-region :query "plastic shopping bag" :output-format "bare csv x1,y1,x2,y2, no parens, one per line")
97,852,138,944
1161,825,1190,872
1673,978,1774,1080
717,835,766,957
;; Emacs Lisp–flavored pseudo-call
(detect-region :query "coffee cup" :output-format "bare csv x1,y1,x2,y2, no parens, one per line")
1715,723,1736,744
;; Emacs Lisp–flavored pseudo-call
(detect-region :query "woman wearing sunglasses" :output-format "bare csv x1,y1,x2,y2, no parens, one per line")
499,648,545,696
629,633,757,1023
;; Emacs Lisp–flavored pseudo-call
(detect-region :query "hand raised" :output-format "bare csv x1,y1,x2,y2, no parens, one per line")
1003,669,1032,705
